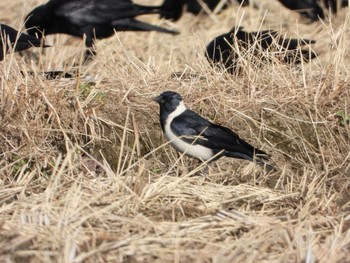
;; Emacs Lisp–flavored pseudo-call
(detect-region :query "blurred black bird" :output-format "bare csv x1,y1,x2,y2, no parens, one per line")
278,0,324,21
0,23,49,61
160,0,249,21
321,0,348,13
205,27,316,74
153,91,272,169
25,0,179,60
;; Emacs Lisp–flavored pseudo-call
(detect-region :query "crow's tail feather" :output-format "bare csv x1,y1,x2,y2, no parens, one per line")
112,18,179,35
134,4,178,18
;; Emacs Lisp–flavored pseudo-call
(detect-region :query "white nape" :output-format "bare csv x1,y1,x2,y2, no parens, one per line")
164,101,213,161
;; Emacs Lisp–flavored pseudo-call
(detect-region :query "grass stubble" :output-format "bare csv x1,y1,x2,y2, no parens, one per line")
0,0,349,262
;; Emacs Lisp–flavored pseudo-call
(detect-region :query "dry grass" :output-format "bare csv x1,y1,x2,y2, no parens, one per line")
1,0,350,262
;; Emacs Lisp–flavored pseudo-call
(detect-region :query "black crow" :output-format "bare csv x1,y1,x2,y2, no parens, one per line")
153,91,271,169
160,0,249,21
25,0,179,59
278,0,324,21
0,23,49,61
321,0,348,13
205,27,316,73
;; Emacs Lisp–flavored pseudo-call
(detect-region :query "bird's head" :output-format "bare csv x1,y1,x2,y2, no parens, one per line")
25,6,50,38
153,91,185,115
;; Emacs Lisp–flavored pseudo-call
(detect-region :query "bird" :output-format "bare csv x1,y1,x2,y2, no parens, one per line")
153,91,272,169
25,0,179,60
278,0,324,21
321,0,348,13
0,23,49,61
205,27,316,74
160,0,249,21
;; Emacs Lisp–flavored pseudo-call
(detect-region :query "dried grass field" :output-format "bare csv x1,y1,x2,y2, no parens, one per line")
1,0,350,262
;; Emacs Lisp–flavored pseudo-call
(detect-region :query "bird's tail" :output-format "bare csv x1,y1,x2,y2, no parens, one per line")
112,18,179,35
134,4,179,19
225,150,275,171
253,156,275,172
277,37,317,63
279,37,315,49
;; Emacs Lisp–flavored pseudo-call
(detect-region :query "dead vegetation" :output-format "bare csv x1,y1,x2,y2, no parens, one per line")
0,0,350,262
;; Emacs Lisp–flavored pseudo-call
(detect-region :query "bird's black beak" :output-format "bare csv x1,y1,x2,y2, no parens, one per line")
152,95,162,103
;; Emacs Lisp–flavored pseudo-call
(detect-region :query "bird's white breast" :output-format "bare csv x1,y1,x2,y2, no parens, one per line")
164,101,213,161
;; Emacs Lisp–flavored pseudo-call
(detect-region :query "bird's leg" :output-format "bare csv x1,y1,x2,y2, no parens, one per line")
190,160,213,178
186,159,207,177
201,164,209,178
83,34,96,63
84,48,96,61
200,161,215,178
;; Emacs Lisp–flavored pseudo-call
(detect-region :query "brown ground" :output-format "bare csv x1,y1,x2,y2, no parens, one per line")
0,0,349,262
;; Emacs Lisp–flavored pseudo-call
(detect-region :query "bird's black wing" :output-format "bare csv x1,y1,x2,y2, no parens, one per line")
55,0,160,26
170,109,266,156
111,18,178,34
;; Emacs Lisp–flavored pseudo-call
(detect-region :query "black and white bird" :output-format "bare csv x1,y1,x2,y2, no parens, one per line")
153,91,271,169
0,23,49,61
25,0,179,60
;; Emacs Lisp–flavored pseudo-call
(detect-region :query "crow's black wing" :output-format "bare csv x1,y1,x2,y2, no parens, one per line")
170,109,265,155
55,0,160,26
111,18,178,34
